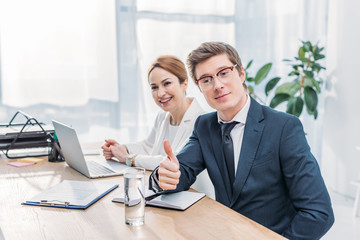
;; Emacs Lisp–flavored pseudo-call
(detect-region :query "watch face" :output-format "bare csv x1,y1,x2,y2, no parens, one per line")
126,154,136,167
126,158,131,166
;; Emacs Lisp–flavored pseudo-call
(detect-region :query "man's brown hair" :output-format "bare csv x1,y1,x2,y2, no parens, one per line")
187,42,244,84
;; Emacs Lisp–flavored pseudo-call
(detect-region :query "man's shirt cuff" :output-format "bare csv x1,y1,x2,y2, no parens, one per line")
149,166,164,193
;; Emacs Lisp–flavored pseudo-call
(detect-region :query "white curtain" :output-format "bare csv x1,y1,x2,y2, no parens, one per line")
0,0,118,106
0,0,121,142
0,0,329,154
322,0,360,197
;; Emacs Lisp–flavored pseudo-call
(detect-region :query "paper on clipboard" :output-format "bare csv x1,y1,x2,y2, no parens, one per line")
22,180,118,209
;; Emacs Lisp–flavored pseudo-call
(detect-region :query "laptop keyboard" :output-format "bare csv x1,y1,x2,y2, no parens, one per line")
87,160,116,175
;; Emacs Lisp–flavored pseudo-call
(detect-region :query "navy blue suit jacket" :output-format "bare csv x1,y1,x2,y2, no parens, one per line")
174,97,334,239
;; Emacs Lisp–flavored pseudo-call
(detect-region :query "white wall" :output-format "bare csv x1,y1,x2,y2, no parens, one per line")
322,0,360,197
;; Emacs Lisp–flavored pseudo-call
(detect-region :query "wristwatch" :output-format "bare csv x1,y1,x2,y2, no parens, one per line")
125,154,136,167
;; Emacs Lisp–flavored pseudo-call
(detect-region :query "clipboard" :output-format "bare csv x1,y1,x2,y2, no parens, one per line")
22,180,118,210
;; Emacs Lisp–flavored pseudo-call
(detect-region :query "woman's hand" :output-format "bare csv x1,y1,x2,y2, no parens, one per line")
102,139,129,163
109,144,129,163
101,139,117,160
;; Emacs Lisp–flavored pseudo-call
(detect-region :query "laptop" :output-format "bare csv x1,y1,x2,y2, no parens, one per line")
52,120,130,178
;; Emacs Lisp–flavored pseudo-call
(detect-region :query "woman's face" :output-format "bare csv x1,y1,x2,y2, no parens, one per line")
149,67,187,112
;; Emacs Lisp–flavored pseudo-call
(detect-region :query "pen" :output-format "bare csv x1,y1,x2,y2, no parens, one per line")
40,200,70,207
137,187,164,204
145,192,163,202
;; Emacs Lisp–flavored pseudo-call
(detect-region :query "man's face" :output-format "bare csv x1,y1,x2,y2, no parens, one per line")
195,54,248,121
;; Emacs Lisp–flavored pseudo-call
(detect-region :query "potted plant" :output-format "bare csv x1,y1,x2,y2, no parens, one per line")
266,41,325,119
245,40,325,120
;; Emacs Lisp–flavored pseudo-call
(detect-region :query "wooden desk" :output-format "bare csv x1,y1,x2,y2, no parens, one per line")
0,153,285,239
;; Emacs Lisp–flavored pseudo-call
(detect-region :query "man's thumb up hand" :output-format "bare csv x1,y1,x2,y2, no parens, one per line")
163,139,178,166
158,140,181,190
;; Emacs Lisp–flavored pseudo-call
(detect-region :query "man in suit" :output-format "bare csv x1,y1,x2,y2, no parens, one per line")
150,42,334,239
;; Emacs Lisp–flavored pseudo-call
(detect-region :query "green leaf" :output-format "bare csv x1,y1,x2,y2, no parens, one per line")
265,77,281,96
313,109,318,119
302,77,320,93
275,82,300,96
283,59,292,62
303,77,313,88
311,78,321,93
312,45,318,54
269,94,290,108
245,60,253,70
313,62,325,68
304,87,318,113
300,76,316,91
312,63,322,73
303,41,312,52
298,47,305,58
246,77,254,82
292,64,302,69
314,54,325,60
253,63,272,85
288,71,299,76
304,70,314,78
286,96,303,117
295,57,309,63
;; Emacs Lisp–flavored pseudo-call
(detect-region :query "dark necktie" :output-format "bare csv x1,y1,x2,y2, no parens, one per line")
221,121,238,184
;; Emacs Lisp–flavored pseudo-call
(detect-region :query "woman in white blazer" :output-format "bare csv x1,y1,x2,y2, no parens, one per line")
102,55,215,199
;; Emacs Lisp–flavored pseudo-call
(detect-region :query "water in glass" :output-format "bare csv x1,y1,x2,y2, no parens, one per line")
124,168,145,226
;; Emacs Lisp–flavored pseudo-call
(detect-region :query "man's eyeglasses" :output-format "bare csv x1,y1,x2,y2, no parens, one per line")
195,64,238,91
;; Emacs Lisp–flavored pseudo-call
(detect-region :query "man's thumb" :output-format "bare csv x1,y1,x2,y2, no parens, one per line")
164,140,177,163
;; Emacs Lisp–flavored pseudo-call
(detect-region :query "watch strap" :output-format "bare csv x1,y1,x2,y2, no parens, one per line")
126,154,136,167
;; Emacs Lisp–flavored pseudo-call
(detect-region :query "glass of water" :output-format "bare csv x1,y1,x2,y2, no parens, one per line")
124,167,145,226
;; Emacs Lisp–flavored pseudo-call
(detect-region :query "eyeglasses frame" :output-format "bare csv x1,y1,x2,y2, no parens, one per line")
195,64,238,89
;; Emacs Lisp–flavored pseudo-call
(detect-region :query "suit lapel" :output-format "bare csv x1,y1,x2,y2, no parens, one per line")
231,98,264,205
209,114,233,203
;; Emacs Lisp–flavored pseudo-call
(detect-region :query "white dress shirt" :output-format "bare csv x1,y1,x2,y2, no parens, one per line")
217,95,251,174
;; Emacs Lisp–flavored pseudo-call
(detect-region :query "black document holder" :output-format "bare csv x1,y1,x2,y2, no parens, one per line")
0,111,64,161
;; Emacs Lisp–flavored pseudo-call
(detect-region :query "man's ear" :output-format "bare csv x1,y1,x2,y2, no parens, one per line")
239,66,246,83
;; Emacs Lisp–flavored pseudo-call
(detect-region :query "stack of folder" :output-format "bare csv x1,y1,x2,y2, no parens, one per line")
0,111,56,159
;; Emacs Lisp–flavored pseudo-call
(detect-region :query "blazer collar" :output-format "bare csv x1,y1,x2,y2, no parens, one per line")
231,97,265,205
181,98,205,123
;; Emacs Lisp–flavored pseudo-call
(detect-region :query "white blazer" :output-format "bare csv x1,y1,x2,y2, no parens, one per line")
126,98,215,199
